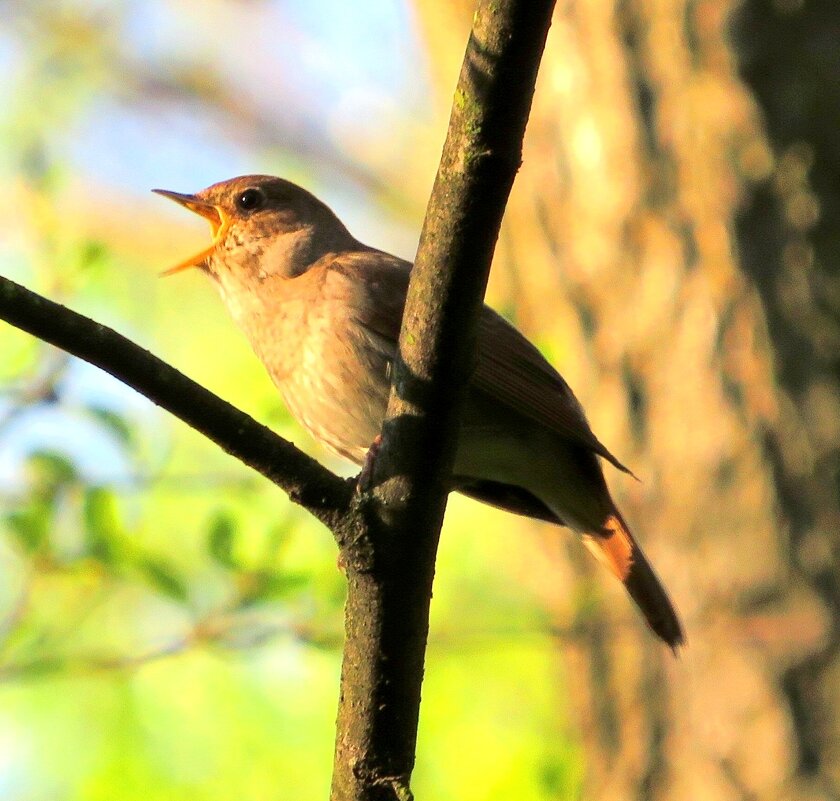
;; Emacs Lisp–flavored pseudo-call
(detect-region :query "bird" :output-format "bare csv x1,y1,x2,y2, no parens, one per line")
154,175,684,650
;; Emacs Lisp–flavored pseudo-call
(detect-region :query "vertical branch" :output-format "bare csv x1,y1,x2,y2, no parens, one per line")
330,2,556,800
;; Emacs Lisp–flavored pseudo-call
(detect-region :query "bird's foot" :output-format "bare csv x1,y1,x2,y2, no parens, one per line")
357,434,383,493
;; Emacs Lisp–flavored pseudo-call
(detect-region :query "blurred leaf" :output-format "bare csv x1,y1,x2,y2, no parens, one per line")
75,238,110,273
3,655,66,681
238,570,308,608
3,451,78,554
208,512,238,569
137,558,188,603
4,507,49,553
83,487,121,562
28,450,77,491
263,519,296,562
86,405,134,448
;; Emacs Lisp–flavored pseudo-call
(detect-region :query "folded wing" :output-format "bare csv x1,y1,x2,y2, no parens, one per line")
330,250,631,475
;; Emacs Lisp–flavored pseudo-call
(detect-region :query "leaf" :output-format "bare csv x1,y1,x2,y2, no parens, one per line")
1,450,76,555
86,406,133,448
28,451,77,491
78,239,109,271
83,487,121,562
207,512,238,569
137,558,189,603
10,656,66,680
237,570,307,608
5,507,48,552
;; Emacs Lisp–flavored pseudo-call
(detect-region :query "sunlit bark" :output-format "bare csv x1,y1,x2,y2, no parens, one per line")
416,1,833,798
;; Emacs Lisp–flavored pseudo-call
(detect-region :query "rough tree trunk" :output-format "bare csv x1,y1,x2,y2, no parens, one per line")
732,1,840,795
416,1,837,798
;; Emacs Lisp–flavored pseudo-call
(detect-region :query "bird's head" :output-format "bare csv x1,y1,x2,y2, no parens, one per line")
154,175,357,281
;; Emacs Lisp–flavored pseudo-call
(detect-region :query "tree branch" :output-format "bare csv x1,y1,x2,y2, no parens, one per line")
329,2,556,799
0,275,353,529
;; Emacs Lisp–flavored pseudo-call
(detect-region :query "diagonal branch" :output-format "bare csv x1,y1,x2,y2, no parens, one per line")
329,2,557,799
0,275,353,529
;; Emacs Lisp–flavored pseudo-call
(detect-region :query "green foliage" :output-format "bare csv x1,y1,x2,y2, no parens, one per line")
5,451,77,554
85,406,134,449
207,511,238,570
135,557,189,602
83,487,121,562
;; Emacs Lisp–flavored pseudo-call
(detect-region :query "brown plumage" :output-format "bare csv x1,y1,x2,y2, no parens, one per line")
154,175,685,650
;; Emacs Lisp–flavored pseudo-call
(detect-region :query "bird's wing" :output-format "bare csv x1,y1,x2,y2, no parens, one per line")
473,308,632,474
326,249,408,347
328,250,630,474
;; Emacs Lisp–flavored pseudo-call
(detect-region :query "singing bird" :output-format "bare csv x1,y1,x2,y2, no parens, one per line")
154,175,684,649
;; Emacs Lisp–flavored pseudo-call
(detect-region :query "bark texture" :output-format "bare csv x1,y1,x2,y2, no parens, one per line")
733,1,840,794
413,1,835,798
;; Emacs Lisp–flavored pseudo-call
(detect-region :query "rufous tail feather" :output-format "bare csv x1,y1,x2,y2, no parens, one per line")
583,514,684,651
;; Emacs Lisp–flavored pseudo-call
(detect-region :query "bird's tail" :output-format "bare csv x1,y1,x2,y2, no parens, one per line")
582,513,684,651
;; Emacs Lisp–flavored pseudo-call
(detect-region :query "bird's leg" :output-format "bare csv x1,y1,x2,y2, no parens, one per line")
357,434,383,493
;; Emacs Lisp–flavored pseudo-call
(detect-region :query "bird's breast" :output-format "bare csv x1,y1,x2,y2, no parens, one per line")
237,279,391,465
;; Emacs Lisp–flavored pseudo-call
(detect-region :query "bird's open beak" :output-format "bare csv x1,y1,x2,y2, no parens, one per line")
152,189,229,276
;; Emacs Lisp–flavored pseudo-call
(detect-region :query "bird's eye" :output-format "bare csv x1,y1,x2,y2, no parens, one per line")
235,188,266,212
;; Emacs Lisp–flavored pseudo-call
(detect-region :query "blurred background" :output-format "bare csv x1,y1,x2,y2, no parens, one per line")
1,0,838,798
